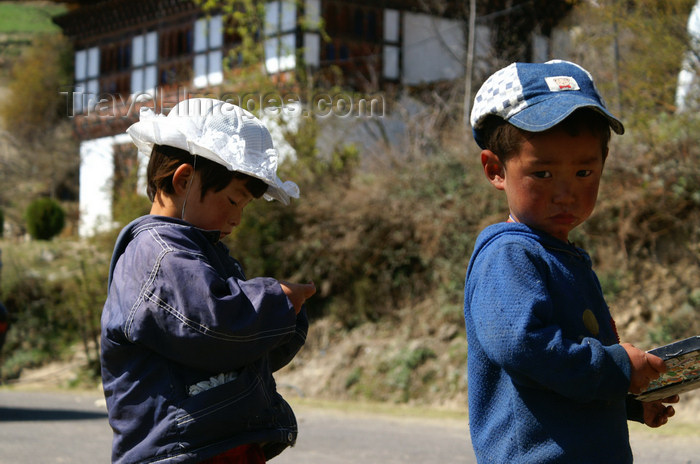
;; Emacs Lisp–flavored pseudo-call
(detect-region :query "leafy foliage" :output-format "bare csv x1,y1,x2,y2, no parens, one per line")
3,0,700,392
0,34,72,141
226,122,495,329
0,276,67,378
25,198,65,241
0,33,78,234
0,240,108,383
196,0,266,69
568,0,695,134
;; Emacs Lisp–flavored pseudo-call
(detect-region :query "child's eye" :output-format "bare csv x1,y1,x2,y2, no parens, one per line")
533,171,551,178
577,170,592,177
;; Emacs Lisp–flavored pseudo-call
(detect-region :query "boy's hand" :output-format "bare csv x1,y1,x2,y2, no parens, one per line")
642,395,679,428
280,281,316,315
621,343,667,394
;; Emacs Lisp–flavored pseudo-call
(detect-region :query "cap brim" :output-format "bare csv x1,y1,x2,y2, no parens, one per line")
508,94,625,135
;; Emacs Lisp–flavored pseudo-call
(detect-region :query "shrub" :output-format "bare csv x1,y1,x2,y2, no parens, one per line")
0,245,108,383
0,275,66,379
226,137,490,328
25,197,65,240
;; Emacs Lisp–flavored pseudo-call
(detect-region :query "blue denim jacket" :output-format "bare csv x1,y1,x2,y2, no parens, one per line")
101,215,308,463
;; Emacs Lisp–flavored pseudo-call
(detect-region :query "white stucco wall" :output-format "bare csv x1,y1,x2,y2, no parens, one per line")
676,0,700,111
78,133,132,237
77,120,295,238
401,12,465,85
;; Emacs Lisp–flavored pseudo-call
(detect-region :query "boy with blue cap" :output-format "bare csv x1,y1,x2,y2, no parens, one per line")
101,98,315,464
464,60,679,463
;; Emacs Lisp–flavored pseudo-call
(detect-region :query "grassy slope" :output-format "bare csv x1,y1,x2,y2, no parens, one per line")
0,2,66,34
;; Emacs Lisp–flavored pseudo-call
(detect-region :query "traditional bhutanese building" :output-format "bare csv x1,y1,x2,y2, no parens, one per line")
54,0,574,235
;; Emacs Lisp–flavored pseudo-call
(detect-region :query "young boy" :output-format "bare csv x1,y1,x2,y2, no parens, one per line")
464,60,679,463
101,98,316,464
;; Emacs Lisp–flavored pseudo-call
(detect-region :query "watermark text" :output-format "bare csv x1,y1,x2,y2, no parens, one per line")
61,86,385,119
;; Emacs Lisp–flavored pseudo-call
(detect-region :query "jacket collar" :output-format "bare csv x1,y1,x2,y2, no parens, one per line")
107,215,222,288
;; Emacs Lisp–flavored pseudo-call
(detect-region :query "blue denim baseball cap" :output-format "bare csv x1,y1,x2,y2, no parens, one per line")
470,60,624,149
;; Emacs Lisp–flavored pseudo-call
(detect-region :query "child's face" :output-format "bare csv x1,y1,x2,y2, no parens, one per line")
184,176,254,239
498,128,605,242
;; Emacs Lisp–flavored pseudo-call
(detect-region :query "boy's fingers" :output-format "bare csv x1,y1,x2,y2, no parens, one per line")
646,353,667,374
302,282,316,297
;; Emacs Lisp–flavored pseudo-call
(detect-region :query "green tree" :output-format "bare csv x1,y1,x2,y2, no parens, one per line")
569,0,695,133
0,33,78,235
25,197,65,240
0,33,72,141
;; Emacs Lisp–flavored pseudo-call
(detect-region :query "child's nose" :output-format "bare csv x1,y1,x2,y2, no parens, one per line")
231,209,243,227
553,181,575,204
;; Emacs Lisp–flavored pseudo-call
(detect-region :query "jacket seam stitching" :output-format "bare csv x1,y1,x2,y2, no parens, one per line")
175,375,262,425
124,229,173,341
144,291,297,341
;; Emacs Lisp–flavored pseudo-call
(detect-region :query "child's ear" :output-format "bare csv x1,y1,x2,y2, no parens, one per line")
172,164,195,195
481,150,505,190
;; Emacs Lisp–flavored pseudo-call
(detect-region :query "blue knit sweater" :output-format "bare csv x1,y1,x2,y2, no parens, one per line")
463,223,633,463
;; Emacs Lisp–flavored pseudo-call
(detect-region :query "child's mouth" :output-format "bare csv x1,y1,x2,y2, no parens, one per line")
551,213,576,224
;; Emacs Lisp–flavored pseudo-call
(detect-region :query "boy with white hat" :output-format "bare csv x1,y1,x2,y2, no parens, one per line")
101,98,315,464
463,60,679,463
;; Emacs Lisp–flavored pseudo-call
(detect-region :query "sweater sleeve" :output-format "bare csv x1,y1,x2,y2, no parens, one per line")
124,247,298,373
626,395,645,423
466,241,630,403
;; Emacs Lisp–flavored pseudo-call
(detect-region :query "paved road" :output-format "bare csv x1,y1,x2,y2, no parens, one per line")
274,407,473,464
0,389,698,463
0,389,473,464
0,389,111,463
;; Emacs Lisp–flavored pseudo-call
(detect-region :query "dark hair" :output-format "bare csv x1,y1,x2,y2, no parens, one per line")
146,144,268,201
480,108,612,164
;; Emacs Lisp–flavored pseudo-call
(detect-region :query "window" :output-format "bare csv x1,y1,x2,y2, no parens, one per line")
383,9,400,80
74,46,100,113
320,1,384,88
159,25,194,87
160,26,193,58
131,31,158,95
264,0,297,74
303,0,321,68
100,42,131,74
100,40,132,95
353,9,364,38
193,15,224,88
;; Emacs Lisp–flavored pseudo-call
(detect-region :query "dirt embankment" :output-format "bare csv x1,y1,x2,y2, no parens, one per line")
10,253,700,426
275,257,700,425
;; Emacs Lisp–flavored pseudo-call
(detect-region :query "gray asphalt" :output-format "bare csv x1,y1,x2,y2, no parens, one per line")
0,389,111,463
0,389,698,463
0,389,474,464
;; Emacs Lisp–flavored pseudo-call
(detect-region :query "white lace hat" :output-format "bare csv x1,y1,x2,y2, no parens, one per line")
127,98,300,205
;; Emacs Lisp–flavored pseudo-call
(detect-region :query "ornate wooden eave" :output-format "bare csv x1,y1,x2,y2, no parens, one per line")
70,86,188,140
54,0,199,46
53,0,471,45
